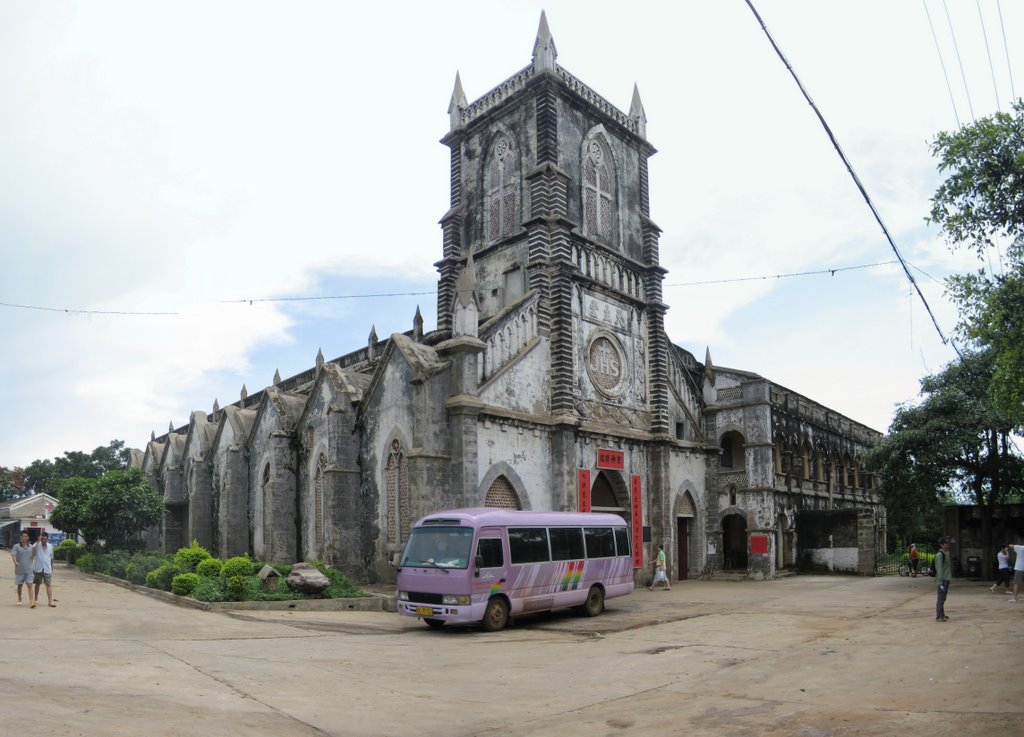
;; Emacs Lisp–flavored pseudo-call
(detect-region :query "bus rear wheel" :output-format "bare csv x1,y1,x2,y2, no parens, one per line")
482,597,509,631
424,618,445,629
582,585,604,617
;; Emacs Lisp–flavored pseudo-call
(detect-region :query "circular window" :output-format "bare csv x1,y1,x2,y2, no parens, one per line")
586,334,628,397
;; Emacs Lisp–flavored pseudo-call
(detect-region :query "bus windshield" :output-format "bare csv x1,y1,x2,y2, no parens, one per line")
400,526,474,570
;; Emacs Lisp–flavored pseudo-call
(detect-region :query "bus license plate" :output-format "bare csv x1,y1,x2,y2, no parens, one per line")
416,607,434,617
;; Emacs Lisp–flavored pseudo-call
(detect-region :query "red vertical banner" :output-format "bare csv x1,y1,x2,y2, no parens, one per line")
630,475,643,569
577,469,591,512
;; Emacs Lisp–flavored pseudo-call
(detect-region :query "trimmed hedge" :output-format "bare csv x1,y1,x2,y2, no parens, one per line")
173,540,211,572
171,572,201,596
221,555,255,580
195,558,223,578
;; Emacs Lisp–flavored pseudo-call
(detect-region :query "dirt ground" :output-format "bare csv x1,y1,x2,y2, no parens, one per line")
0,566,1019,736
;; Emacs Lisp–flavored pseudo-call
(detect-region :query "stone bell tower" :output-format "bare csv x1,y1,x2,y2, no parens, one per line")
436,11,669,438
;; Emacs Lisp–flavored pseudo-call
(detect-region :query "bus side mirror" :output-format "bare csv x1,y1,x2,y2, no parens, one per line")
475,555,484,568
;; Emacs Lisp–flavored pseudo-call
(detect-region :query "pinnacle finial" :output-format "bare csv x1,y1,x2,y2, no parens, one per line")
448,71,468,130
532,10,557,72
213,398,220,414
240,384,248,405
168,420,175,433
413,306,424,341
151,430,156,441
629,83,647,138
273,368,282,386
456,251,477,308
368,325,378,345
316,348,325,372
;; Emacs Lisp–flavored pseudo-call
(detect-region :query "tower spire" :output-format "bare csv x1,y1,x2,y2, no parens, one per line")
629,83,647,139
532,10,557,72
448,71,468,130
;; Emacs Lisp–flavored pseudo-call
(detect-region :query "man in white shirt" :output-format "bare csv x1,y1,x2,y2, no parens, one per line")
32,531,56,608
991,544,1011,594
1010,542,1024,604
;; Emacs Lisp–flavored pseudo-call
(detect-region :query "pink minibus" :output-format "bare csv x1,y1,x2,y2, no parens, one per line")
396,508,634,631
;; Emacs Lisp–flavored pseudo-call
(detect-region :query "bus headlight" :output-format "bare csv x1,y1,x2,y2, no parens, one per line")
398,591,410,601
442,595,470,605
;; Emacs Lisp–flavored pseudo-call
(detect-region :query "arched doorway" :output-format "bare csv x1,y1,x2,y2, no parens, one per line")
722,513,747,570
676,491,696,581
591,471,627,514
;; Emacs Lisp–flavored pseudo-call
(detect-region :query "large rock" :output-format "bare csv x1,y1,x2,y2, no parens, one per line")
285,563,330,594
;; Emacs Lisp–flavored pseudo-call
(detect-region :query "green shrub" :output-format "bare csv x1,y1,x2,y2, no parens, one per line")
171,572,201,596
221,555,255,580
76,552,101,573
192,577,226,602
225,575,261,601
173,540,211,572
315,563,366,598
54,539,78,561
195,558,223,578
125,554,165,585
101,550,133,579
145,563,185,591
61,543,87,565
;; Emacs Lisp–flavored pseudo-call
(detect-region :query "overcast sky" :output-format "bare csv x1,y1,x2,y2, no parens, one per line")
2,1,1021,468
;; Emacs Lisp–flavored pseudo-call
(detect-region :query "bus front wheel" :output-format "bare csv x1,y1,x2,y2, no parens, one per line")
482,597,509,631
582,585,604,617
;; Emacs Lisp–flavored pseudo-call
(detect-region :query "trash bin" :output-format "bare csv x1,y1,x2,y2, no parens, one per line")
966,556,981,577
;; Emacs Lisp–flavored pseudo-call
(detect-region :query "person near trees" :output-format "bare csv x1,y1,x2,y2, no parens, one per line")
934,537,952,622
991,544,1011,595
1010,542,1024,604
909,544,919,577
10,530,35,607
31,531,56,608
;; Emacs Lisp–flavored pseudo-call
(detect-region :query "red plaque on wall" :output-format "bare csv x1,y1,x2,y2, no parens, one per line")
577,469,591,512
751,533,770,555
597,449,625,470
630,475,643,568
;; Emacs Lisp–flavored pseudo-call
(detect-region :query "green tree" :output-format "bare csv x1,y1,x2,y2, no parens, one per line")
929,98,1024,423
0,466,27,502
866,350,1022,577
24,440,132,496
50,468,163,551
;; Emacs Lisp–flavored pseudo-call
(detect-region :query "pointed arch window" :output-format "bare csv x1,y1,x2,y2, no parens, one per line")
484,475,521,510
386,439,410,545
314,454,327,549
583,137,614,242
487,137,519,242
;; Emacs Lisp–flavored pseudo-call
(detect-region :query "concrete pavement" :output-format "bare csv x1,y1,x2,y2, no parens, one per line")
1,565,1020,736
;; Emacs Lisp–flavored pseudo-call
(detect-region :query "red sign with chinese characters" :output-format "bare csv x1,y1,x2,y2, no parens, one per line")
597,449,624,470
577,469,591,512
750,534,770,555
630,475,643,568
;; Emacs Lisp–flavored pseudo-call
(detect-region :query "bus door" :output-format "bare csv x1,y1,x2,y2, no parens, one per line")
472,527,507,600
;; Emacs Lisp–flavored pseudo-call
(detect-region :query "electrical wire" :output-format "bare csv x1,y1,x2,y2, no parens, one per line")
944,0,977,122
924,0,963,128
996,0,1017,100
0,301,178,316
221,290,436,305
977,0,1002,111
743,0,961,359
664,260,898,288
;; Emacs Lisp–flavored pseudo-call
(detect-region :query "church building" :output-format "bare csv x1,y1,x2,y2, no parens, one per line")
141,14,885,583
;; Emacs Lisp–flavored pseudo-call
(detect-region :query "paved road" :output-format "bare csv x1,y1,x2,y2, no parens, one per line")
1,566,1019,736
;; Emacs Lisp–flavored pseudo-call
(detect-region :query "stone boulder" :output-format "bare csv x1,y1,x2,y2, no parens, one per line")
285,563,330,595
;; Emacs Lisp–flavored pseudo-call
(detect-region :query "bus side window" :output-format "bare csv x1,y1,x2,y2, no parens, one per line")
584,527,616,558
477,538,504,568
614,527,629,557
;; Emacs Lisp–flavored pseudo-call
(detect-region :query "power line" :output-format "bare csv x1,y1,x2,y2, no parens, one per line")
996,0,1017,100
923,0,963,127
944,0,977,122
977,0,1001,111
221,290,436,305
665,260,898,288
0,301,179,316
743,0,962,359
